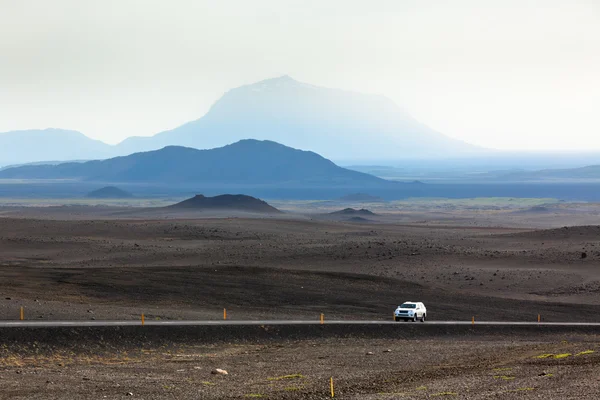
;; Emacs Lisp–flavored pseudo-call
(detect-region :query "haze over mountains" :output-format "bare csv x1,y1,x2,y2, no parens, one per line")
0,140,390,187
116,76,477,160
0,76,477,166
0,129,112,166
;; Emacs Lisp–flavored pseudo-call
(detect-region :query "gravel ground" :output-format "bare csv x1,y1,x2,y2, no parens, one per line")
1,332,599,399
2,208,600,398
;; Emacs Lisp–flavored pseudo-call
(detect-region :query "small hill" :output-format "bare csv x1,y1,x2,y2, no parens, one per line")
338,193,385,202
330,208,377,216
168,194,281,214
86,186,133,199
346,216,371,223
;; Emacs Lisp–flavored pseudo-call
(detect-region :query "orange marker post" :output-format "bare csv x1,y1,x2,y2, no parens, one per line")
472,316,475,326
20,307,24,321
141,313,145,326
330,377,334,398
538,314,541,323
223,308,227,320
320,313,324,325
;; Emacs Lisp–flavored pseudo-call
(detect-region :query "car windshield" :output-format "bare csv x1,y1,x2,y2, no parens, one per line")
400,303,416,309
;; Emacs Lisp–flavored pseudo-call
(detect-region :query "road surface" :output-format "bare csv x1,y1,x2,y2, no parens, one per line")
1,320,600,328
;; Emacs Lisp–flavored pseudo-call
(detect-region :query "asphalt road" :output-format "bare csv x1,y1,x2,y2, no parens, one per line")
1,320,600,327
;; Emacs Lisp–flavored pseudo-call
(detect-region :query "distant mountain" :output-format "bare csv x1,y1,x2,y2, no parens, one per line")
116,76,478,160
0,159,90,171
0,129,112,166
0,140,392,187
169,194,280,213
87,186,133,199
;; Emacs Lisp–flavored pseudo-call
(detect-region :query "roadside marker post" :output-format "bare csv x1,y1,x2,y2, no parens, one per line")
330,377,335,397
20,307,24,321
141,313,145,326
320,313,324,325
472,316,474,326
224,308,227,320
538,314,541,323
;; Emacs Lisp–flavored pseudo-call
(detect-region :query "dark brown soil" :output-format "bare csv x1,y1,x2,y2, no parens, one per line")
2,207,600,398
1,330,599,399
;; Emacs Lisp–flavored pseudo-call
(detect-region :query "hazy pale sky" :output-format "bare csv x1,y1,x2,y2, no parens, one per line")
1,0,599,150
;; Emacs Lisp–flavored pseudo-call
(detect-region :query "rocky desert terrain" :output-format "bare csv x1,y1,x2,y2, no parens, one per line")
1,202,600,398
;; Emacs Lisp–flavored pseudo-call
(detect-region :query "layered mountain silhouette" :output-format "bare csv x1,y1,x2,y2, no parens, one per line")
0,140,391,186
117,76,476,159
168,194,280,213
0,76,478,166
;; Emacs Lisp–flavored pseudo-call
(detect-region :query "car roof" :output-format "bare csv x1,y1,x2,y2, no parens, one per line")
401,302,424,305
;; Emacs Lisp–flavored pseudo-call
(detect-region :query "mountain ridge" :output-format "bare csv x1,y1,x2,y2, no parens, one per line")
0,139,394,187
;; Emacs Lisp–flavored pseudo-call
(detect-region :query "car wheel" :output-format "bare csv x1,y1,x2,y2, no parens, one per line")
412,315,417,322
421,314,426,322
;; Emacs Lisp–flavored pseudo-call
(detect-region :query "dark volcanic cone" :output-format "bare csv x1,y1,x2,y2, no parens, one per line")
168,194,281,214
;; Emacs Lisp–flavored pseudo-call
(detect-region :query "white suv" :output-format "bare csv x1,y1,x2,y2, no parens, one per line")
394,302,427,322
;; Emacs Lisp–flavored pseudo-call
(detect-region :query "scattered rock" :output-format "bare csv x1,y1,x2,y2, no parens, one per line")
582,252,587,259
126,392,133,396
384,349,392,353
366,352,374,356
211,369,228,375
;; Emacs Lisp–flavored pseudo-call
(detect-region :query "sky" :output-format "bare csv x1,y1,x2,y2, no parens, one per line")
0,0,599,151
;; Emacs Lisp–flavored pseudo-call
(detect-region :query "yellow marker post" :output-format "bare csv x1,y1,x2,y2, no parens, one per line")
330,377,334,398
538,314,541,323
224,308,227,320
141,313,145,326
472,316,474,326
320,313,324,325
20,307,24,321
